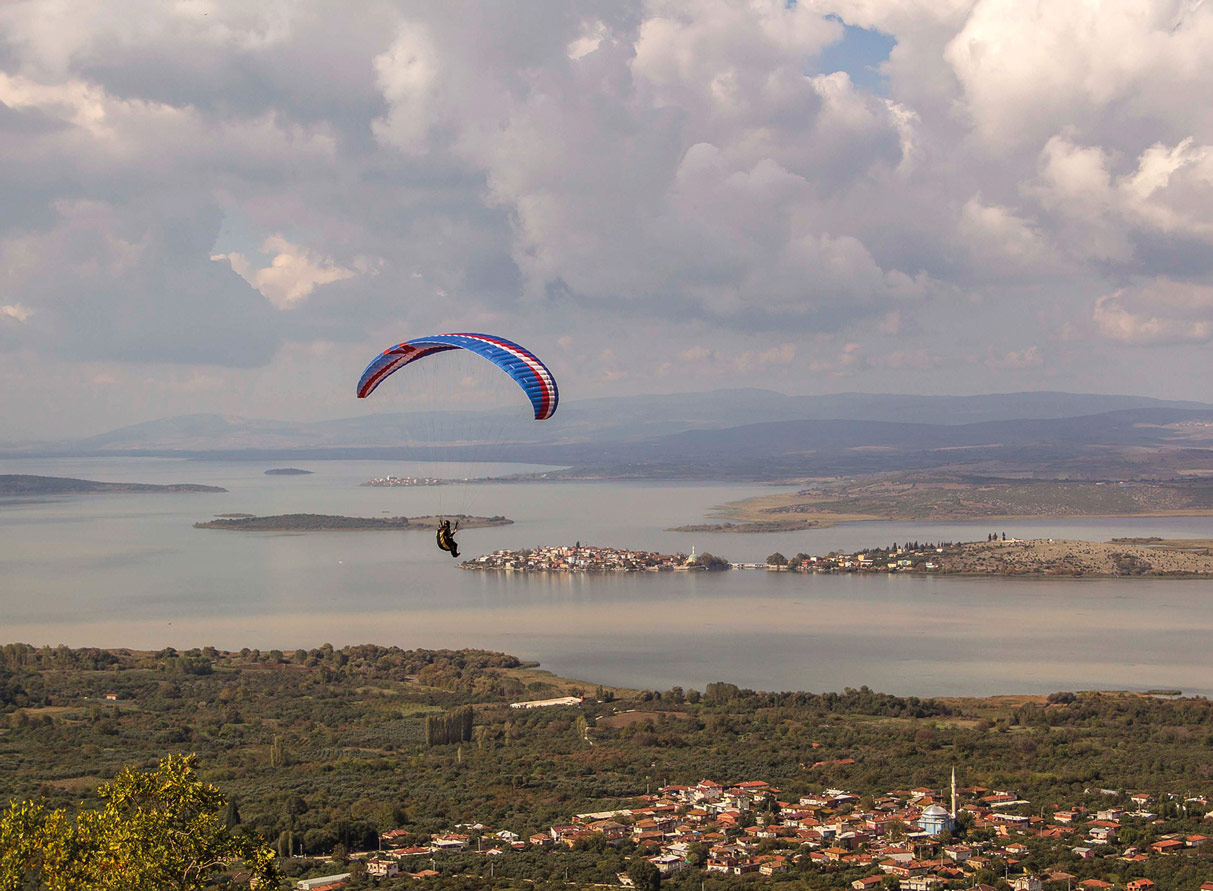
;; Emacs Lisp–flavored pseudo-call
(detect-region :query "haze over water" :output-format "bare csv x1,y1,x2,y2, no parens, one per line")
3,457,1212,699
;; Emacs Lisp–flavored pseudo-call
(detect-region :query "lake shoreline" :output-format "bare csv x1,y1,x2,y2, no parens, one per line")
7,455,1213,699
0,474,226,495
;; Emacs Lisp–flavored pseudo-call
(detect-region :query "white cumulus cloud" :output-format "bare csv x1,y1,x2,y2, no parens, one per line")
213,236,363,309
6,0,1213,433
1093,280,1213,345
1,304,34,322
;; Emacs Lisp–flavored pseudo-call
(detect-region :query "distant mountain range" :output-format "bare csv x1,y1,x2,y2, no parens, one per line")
6,390,1213,481
521,407,1213,479
13,389,1213,449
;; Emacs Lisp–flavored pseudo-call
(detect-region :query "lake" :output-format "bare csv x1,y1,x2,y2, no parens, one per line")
2,457,1212,698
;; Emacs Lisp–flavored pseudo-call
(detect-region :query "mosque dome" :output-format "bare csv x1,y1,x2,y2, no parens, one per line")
921,805,949,817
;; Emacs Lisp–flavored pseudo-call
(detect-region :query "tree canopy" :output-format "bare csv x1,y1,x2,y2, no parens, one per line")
0,754,276,891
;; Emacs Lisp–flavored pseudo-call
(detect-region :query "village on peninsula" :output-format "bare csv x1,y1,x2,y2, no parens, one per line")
460,538,1213,578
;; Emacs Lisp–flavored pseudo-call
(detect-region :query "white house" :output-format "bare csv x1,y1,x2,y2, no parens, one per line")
296,875,350,890
366,858,399,878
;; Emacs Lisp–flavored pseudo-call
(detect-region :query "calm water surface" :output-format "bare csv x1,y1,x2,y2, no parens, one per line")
2,457,1212,698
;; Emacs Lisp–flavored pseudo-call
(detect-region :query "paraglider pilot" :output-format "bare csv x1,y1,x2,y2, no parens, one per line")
436,519,459,559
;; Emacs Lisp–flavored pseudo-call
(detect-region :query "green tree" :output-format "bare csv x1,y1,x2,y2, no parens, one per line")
686,842,708,869
0,799,77,891
425,704,475,746
627,858,661,891
766,552,787,566
0,754,276,890
704,682,741,704
222,797,241,830
269,734,286,767
696,552,731,570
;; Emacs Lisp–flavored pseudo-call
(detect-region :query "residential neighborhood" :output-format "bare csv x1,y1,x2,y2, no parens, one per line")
295,774,1212,889
460,541,953,574
767,542,948,573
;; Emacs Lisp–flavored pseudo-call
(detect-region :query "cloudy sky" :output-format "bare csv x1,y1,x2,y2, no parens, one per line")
2,0,1211,438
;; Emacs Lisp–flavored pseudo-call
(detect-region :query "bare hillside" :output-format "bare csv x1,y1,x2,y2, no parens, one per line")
937,539,1213,577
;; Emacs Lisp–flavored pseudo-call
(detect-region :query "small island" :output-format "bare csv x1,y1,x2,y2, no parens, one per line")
194,512,511,531
264,468,312,476
461,544,730,572
0,474,226,495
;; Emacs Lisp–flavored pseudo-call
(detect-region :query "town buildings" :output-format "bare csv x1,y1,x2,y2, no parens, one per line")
460,541,956,574
461,544,711,573
302,773,1213,890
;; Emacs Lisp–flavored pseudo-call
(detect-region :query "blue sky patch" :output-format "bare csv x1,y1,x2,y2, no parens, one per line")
815,15,896,95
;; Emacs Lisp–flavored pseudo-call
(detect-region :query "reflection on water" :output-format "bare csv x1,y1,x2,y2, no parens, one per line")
2,457,1212,697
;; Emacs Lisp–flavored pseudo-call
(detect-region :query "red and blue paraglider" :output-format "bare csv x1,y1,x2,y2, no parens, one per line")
356,333,558,558
356,332,558,420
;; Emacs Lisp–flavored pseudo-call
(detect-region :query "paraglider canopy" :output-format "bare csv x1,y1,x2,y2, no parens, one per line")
356,333,558,420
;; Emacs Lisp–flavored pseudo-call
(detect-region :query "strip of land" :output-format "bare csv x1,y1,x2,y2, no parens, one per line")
672,472,1213,532
0,474,226,495
194,512,511,531
936,538,1213,577
1110,537,1213,550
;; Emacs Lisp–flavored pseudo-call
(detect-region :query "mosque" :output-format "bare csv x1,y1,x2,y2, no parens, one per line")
917,768,958,835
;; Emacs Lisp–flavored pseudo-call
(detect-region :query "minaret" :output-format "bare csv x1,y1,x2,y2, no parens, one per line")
950,767,957,823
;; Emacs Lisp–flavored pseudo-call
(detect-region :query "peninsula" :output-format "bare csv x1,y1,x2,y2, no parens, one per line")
769,538,1213,578
0,474,226,495
673,472,1213,533
457,538,1213,577
195,512,511,531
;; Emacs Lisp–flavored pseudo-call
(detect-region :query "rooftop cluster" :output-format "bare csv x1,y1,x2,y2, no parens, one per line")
362,476,448,487
311,776,1210,889
766,542,952,573
461,544,729,572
